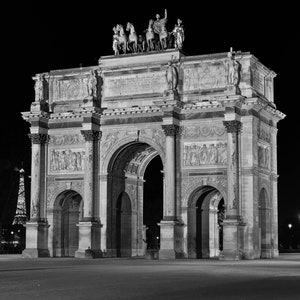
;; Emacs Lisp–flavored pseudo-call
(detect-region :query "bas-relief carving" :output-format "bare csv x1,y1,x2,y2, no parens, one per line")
258,126,271,143
126,184,136,202
258,145,270,170
46,181,84,206
183,142,227,167
103,72,166,98
49,134,85,146
143,128,165,149
31,203,39,218
101,128,165,160
182,125,225,138
181,176,227,206
49,149,85,173
183,62,227,91
51,71,99,101
101,132,120,158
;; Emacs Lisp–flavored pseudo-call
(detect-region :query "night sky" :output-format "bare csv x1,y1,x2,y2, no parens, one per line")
1,1,298,234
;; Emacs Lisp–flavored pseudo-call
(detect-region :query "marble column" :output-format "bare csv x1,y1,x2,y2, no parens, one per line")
221,120,243,260
22,133,50,258
75,130,102,258
159,124,180,259
270,126,279,257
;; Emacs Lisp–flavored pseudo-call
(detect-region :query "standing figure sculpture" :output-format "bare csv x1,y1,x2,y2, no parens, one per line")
226,48,241,93
112,26,119,56
153,9,168,49
87,70,98,98
166,61,178,91
172,18,185,50
126,22,138,53
34,74,45,101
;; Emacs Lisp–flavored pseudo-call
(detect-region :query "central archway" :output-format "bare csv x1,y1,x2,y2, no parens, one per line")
188,185,225,259
106,142,163,257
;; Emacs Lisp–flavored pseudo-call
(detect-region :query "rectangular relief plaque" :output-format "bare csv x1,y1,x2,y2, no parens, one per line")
103,71,166,98
183,141,227,167
49,148,85,174
183,62,227,92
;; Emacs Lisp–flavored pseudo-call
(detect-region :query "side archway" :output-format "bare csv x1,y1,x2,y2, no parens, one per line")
50,190,83,257
259,188,272,258
187,185,225,258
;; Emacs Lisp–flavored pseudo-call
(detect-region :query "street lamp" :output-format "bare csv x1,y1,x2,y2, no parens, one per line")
288,224,293,250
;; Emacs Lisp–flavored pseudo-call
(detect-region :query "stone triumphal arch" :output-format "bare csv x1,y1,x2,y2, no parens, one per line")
22,48,285,260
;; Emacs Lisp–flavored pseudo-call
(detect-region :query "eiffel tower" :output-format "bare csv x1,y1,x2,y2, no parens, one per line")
13,168,27,225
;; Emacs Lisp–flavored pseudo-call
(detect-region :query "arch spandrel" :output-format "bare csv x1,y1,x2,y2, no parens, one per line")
182,176,227,208
100,132,165,173
47,180,84,208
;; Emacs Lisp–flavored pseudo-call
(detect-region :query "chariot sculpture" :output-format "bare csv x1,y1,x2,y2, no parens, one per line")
112,9,185,55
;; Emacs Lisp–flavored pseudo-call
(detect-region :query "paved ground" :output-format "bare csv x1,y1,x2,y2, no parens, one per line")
0,254,299,300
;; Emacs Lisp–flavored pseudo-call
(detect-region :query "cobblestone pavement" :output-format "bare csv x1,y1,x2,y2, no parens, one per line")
0,254,299,300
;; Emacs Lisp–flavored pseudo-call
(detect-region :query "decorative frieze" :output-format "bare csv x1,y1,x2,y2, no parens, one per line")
49,149,85,173
223,120,242,133
183,142,227,167
182,125,225,138
28,133,50,145
49,134,85,146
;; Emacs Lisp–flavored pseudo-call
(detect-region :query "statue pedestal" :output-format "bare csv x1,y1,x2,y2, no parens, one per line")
220,218,243,260
22,220,50,258
75,221,103,259
158,220,180,259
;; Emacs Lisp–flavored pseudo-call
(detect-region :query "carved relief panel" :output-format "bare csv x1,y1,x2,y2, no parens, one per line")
102,71,166,98
183,142,227,167
49,149,85,173
50,69,99,102
258,145,270,170
48,133,85,174
183,61,227,92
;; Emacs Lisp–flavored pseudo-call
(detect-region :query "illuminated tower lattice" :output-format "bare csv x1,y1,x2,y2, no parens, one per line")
13,168,27,225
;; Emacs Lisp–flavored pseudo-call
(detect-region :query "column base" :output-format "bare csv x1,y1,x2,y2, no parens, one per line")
22,248,50,258
74,249,103,259
219,249,242,261
159,249,176,259
22,220,49,258
158,220,182,259
220,218,243,261
76,221,102,258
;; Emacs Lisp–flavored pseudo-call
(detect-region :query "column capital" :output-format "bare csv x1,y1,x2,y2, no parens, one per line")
81,130,102,141
223,120,242,133
161,124,182,137
28,133,50,144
